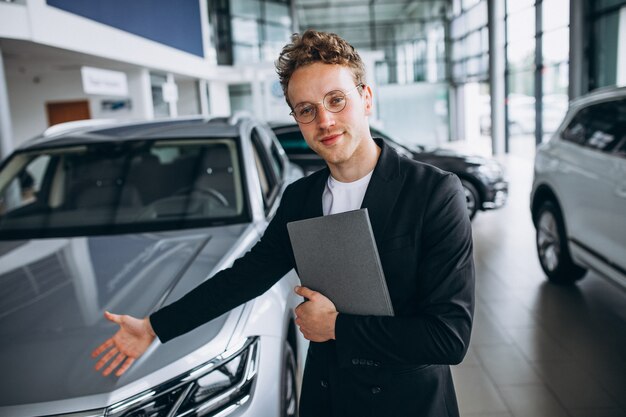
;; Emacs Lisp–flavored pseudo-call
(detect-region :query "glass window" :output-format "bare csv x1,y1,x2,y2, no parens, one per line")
265,24,290,43
507,38,535,71
233,44,260,64
265,2,291,26
462,0,481,10
506,0,535,14
230,0,261,19
542,0,569,32
466,1,487,33
542,27,569,65
451,17,467,39
231,17,259,44
466,30,482,56
507,72,535,137
507,7,536,42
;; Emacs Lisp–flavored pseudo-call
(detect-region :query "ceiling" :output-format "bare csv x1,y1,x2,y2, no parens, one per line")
293,0,450,50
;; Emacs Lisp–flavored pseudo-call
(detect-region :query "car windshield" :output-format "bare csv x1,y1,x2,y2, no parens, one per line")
0,138,247,238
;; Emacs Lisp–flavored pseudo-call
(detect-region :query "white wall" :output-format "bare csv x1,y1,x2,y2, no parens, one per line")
7,68,86,145
7,67,150,146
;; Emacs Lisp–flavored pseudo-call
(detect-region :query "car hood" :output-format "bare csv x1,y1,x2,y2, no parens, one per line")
409,146,488,167
0,223,253,408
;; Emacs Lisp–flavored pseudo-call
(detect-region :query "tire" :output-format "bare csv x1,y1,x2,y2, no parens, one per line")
535,200,586,284
281,342,298,417
461,179,479,220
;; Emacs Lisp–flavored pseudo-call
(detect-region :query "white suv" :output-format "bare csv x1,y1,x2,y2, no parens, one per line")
531,87,626,288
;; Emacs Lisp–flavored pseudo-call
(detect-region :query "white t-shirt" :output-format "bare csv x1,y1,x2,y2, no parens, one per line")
322,170,374,216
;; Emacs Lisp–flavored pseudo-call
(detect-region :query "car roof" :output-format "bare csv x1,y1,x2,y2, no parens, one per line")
18,114,258,151
569,86,626,110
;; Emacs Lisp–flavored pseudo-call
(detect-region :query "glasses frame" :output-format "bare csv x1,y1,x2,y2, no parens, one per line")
289,83,364,124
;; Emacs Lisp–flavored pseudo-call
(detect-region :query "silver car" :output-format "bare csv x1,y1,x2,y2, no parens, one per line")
531,86,626,288
0,115,306,416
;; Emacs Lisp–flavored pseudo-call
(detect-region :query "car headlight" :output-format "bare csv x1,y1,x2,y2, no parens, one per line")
107,337,259,417
468,163,503,181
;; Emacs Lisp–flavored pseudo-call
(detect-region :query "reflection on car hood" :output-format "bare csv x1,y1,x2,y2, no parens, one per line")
0,224,251,407
420,146,486,162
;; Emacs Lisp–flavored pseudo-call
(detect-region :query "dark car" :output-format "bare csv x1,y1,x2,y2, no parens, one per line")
0,115,306,417
270,122,508,220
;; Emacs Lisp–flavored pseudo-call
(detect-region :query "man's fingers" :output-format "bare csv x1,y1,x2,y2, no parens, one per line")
295,286,318,299
91,338,114,358
95,347,118,371
104,311,123,325
115,358,135,377
103,353,126,377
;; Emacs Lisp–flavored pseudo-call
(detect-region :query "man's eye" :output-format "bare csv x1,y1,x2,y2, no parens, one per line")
298,106,314,116
328,96,345,106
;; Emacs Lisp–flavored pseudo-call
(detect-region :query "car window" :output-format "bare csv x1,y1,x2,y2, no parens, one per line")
269,141,285,178
0,154,51,215
561,98,626,153
0,139,247,238
251,128,280,211
274,128,315,154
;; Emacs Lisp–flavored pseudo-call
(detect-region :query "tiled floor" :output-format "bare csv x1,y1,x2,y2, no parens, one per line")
449,153,626,417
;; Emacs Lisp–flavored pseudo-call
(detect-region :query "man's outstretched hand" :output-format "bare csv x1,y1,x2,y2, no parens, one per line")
91,311,156,377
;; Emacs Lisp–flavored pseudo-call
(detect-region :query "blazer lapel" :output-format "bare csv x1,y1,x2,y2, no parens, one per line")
303,167,327,219
360,139,403,242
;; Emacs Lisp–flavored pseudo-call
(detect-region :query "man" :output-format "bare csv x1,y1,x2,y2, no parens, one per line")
92,30,475,417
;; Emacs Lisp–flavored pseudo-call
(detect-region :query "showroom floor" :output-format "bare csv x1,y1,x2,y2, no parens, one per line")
450,154,626,417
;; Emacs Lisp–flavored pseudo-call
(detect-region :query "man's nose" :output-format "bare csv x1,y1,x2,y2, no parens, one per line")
316,105,335,129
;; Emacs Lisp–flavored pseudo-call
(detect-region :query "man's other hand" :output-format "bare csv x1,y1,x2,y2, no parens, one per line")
91,311,156,377
294,286,338,342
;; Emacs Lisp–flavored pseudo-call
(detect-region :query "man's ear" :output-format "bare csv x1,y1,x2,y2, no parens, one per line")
363,84,374,116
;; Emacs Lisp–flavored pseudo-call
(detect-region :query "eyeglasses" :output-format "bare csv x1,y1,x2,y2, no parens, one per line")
290,84,364,124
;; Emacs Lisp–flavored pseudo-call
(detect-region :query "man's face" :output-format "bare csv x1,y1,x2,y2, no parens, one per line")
287,63,373,167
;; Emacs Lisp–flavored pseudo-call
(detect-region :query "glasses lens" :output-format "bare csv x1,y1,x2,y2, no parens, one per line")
293,103,316,123
323,91,347,113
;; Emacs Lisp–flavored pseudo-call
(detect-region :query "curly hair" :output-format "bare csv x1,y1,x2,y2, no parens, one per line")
275,29,366,107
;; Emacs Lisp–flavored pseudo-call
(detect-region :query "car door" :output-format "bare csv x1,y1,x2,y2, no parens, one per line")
608,100,626,274
555,101,618,258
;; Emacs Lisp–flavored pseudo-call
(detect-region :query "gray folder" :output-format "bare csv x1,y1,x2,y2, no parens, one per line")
287,208,394,316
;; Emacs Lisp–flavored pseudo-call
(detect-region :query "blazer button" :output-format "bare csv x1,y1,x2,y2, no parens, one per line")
321,380,328,388
371,386,382,394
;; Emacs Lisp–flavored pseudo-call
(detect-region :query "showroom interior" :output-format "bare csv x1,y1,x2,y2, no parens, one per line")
0,0,625,416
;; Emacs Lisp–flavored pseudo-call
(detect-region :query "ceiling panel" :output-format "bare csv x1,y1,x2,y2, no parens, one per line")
294,0,450,49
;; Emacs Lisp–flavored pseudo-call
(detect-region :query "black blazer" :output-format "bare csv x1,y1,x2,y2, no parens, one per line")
151,139,475,417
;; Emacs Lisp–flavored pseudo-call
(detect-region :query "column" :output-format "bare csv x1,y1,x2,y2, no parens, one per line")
488,0,506,155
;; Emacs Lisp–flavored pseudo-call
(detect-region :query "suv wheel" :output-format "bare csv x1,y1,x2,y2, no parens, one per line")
281,342,298,417
535,200,586,284
461,179,479,220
